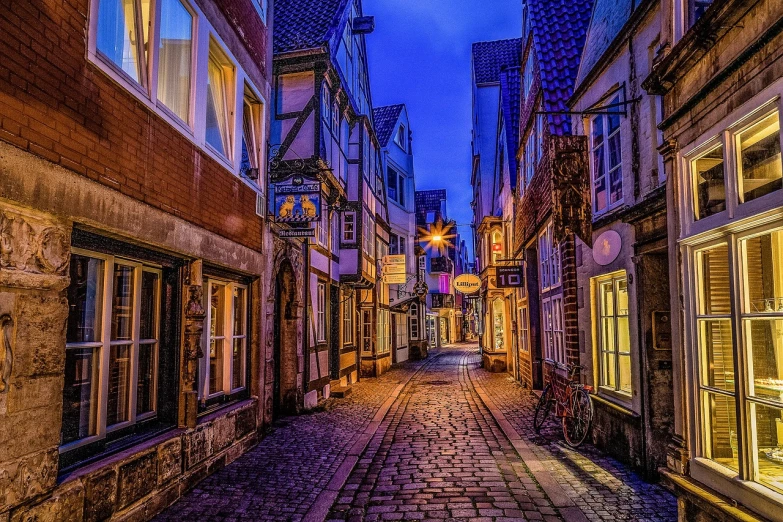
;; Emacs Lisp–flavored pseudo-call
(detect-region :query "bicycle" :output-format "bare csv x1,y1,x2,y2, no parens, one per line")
533,360,594,448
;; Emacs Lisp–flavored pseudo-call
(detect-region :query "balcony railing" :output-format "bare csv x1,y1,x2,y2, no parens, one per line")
430,256,453,274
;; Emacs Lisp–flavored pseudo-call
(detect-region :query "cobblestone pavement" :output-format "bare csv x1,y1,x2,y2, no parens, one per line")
326,349,559,522
466,350,678,522
155,345,677,521
153,356,429,522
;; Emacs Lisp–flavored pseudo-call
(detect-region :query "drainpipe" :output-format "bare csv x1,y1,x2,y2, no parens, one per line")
302,239,310,406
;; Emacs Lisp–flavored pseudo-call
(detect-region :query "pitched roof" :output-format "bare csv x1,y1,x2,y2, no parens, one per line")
574,0,635,91
528,0,594,135
274,0,350,54
373,105,405,147
500,67,522,189
472,39,523,84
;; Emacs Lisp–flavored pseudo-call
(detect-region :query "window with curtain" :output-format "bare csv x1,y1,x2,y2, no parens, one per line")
205,42,234,158
156,0,192,122
240,85,263,185
96,0,151,85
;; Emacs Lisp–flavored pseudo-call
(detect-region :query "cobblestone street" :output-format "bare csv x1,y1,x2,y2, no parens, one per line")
155,346,677,521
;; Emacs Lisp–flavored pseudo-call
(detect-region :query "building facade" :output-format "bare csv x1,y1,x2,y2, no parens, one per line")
645,0,783,519
0,0,273,520
568,0,674,476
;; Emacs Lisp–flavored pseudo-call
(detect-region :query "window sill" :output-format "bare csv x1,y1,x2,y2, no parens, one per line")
591,392,638,417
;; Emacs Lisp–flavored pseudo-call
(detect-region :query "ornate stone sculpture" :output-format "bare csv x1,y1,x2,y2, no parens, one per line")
0,313,12,393
181,260,206,428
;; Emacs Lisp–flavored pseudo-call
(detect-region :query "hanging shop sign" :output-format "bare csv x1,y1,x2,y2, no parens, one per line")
593,230,622,266
495,265,525,288
551,135,592,247
453,274,482,295
274,176,322,224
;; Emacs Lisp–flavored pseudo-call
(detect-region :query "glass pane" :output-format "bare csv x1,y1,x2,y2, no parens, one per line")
703,391,739,472
233,287,246,336
739,112,782,204
742,230,783,314
609,166,622,204
140,271,159,340
619,354,631,395
157,0,192,121
600,281,614,317
603,352,616,389
594,173,607,211
210,284,225,338
209,339,223,394
61,348,99,444
747,319,783,404
67,255,105,343
97,0,147,82
137,342,156,415
751,402,783,493
111,264,135,341
206,53,230,155
107,344,132,426
700,320,734,392
608,132,621,168
698,244,731,315
693,146,726,219
232,338,244,390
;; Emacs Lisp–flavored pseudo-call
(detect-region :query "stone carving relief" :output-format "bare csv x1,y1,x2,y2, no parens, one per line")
0,208,69,276
181,260,205,428
0,313,12,394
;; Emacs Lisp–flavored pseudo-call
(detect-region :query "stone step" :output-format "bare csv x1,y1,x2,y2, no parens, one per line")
330,385,352,398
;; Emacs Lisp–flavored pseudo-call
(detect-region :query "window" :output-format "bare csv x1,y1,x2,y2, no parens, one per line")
377,309,391,354
523,51,534,99
362,309,372,353
688,109,782,222
321,85,331,127
157,0,193,122
316,283,326,343
96,0,151,86
62,251,161,448
591,96,623,213
439,274,450,294
395,125,407,151
389,233,407,256
519,306,529,353
363,211,375,258
596,273,631,396
409,304,419,339
316,204,328,248
492,299,505,351
491,230,503,265
542,297,565,364
343,293,354,345
343,212,356,243
205,41,235,158
538,223,560,291
394,313,408,349
387,167,405,206
240,85,263,185
524,129,537,185
201,280,247,398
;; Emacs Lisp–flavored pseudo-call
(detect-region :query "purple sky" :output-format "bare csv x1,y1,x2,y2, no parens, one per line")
365,0,522,256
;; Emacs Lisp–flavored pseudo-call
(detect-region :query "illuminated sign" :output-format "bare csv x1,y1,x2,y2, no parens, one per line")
274,178,321,224
495,266,524,288
453,274,481,295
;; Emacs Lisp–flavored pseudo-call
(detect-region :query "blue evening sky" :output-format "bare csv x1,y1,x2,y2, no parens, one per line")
365,0,522,257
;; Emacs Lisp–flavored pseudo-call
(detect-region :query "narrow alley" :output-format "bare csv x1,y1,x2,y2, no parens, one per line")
154,347,677,521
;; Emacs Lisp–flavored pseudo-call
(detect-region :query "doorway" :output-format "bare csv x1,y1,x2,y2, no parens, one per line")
273,260,298,418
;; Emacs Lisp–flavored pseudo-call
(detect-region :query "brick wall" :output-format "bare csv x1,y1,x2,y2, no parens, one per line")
0,0,267,252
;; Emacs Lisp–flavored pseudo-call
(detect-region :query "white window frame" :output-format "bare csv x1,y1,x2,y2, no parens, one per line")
86,0,267,192
395,124,407,152
595,271,633,399
200,279,248,400
316,283,326,343
542,296,565,364
539,223,562,292
590,95,624,215
61,250,162,451
409,304,420,340
342,212,356,243
343,293,354,345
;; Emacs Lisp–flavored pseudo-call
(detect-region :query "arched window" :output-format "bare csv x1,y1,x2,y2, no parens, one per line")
491,230,503,264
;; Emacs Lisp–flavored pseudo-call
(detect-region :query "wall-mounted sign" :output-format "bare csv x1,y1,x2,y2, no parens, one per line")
382,255,407,284
495,266,524,288
384,273,408,284
274,177,322,223
453,274,481,295
278,228,315,239
551,136,592,247
593,230,622,266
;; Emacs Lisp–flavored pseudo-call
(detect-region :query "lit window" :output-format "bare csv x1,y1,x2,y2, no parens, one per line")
240,85,264,185
343,293,354,345
96,0,151,85
691,145,725,220
591,96,623,213
409,304,419,339
596,273,631,396
201,280,248,398
737,112,782,204
157,0,193,122
493,299,505,351
316,283,326,343
492,230,503,264
62,252,161,447
205,41,235,158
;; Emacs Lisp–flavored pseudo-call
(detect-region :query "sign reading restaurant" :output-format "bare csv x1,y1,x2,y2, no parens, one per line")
453,274,481,294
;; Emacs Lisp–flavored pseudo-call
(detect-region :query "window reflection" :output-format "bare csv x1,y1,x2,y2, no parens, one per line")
692,146,726,220
739,112,782,204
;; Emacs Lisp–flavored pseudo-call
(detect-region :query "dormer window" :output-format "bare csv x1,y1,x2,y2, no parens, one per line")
395,124,407,152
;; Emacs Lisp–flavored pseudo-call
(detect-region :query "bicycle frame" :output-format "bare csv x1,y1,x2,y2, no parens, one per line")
543,362,587,417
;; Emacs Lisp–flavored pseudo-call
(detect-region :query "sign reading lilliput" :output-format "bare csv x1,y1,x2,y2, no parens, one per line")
453,274,481,295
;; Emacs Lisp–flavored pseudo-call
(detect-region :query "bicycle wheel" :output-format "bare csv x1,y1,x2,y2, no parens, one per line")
533,385,553,433
562,387,593,448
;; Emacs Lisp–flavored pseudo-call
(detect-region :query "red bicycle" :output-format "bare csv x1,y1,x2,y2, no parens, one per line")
533,360,593,447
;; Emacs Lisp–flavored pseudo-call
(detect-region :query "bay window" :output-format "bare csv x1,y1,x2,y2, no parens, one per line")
591,96,623,213
200,280,247,400
595,272,632,397
62,251,161,448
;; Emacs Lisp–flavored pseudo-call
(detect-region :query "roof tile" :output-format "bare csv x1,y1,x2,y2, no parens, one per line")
373,105,405,147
